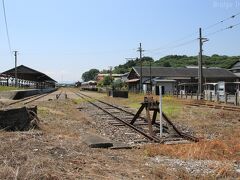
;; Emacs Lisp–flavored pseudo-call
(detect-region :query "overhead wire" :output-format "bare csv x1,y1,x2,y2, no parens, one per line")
148,32,198,52
205,22,240,37
156,39,197,52
2,0,12,53
146,12,240,55
146,39,198,56
204,12,240,30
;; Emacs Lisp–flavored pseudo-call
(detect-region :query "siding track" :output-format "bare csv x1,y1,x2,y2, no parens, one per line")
75,91,199,143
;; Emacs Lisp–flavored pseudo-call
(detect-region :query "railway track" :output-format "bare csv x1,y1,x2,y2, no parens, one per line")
75,91,199,143
185,101,240,112
56,90,63,99
56,90,68,100
5,89,60,107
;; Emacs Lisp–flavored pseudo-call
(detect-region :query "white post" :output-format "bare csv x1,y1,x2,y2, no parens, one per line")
159,85,163,138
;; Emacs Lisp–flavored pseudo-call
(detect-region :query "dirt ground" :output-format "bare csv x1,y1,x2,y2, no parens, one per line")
0,88,239,179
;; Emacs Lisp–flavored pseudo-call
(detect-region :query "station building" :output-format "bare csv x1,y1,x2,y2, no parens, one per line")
127,66,239,95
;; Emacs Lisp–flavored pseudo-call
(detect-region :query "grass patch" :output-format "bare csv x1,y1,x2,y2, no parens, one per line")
38,106,66,116
101,92,144,109
38,106,51,116
162,96,181,118
128,102,141,109
124,93,143,109
0,86,24,91
127,94,181,117
72,98,87,104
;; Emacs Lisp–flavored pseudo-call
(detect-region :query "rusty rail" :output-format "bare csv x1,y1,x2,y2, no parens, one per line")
185,102,240,112
75,92,160,142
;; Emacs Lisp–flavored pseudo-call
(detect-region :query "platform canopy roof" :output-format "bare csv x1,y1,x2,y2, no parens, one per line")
1,65,56,83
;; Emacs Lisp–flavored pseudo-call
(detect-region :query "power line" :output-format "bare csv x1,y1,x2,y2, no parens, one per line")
148,21,239,56
148,38,198,55
148,12,240,54
204,12,240,30
2,0,12,53
205,22,240,37
226,22,240,29
148,32,198,52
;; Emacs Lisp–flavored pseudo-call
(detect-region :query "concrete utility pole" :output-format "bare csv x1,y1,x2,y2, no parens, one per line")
198,28,208,99
13,51,18,87
137,43,144,92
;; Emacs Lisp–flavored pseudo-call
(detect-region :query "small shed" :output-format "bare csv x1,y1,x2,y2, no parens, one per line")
152,79,176,95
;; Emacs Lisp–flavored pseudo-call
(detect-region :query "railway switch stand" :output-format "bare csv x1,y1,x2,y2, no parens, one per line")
130,95,199,142
130,95,160,136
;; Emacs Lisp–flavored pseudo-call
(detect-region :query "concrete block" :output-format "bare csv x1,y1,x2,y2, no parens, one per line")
83,134,113,148
110,142,132,150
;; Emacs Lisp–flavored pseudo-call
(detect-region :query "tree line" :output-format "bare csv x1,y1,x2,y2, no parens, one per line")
81,54,239,82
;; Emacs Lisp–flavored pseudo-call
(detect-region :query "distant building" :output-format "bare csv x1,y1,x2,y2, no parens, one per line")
75,81,81,87
96,73,124,82
127,67,239,94
120,72,129,82
229,60,240,77
185,65,206,69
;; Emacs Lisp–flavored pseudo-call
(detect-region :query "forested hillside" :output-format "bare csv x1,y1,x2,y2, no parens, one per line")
112,55,240,73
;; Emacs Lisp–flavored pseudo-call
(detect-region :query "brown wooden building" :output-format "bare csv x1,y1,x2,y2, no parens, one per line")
127,67,239,94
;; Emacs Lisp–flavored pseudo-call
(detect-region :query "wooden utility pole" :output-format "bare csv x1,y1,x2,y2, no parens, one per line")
198,28,203,98
150,61,152,92
14,51,18,87
137,43,144,92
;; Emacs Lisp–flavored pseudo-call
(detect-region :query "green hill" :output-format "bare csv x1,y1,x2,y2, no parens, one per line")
113,55,239,73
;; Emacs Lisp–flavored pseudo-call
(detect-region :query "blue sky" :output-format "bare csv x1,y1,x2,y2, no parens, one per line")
0,0,240,82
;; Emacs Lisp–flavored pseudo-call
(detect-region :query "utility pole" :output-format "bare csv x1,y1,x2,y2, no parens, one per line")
150,61,152,92
13,51,18,87
109,66,113,80
198,28,208,99
137,43,144,92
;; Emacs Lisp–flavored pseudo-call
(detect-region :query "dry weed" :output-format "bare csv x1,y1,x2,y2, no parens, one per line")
144,139,240,161
215,163,239,179
151,165,177,179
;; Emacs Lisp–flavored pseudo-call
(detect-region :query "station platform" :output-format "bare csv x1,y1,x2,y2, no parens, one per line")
0,88,57,100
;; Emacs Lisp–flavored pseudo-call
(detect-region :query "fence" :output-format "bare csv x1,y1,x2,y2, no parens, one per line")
175,91,240,106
